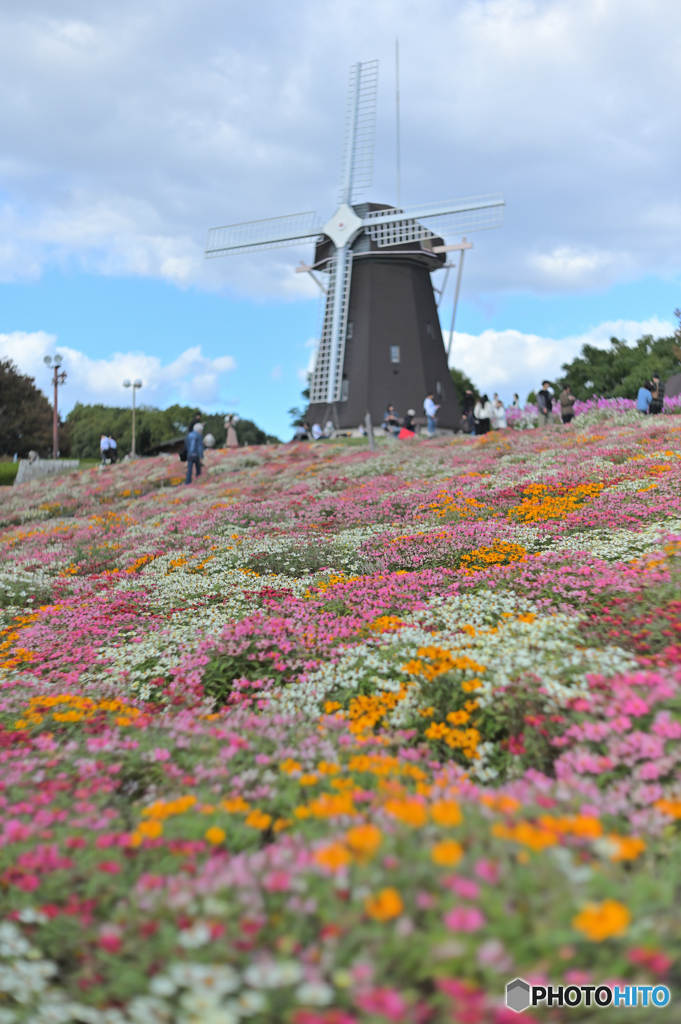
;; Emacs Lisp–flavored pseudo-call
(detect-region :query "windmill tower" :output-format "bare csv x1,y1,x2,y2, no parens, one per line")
206,60,504,432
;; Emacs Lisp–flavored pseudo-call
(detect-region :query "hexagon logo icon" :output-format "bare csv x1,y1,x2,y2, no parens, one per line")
506,978,531,1013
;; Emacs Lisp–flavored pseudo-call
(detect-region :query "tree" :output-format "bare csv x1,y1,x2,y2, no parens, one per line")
449,366,478,408
0,359,57,458
288,376,311,427
558,333,680,401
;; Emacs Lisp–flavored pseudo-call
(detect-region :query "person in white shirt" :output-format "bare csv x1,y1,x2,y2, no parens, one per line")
423,394,440,436
473,394,492,435
311,423,323,440
100,434,110,464
491,398,507,430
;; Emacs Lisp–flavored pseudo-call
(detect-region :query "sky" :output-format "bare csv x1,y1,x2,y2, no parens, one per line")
0,0,680,437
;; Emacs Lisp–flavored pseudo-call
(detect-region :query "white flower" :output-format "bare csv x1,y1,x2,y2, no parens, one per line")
148,975,177,998
295,981,334,1006
168,963,239,994
244,959,303,989
128,995,173,1023
0,922,31,958
16,908,48,926
232,990,267,1015
176,922,212,949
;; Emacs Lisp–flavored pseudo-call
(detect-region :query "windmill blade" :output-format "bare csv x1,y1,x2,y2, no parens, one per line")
338,60,379,206
205,211,324,257
309,251,354,405
363,194,504,247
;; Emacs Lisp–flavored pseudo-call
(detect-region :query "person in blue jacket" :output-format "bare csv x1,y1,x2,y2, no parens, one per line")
184,422,204,484
636,382,652,415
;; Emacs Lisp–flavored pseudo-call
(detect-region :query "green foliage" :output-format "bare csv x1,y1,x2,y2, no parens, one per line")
0,359,58,458
449,365,478,407
558,334,681,400
65,403,278,458
0,461,18,486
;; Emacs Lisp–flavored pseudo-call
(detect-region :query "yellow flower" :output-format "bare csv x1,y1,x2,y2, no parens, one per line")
365,887,403,922
431,839,463,866
205,826,226,845
314,842,351,872
431,800,462,827
573,900,630,942
345,823,382,861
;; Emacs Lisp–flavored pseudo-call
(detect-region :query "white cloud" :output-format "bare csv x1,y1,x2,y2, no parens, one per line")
446,316,675,401
0,0,680,297
270,365,283,380
0,332,236,412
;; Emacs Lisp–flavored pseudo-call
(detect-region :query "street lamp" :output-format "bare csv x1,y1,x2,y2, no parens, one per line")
123,379,143,458
43,354,66,461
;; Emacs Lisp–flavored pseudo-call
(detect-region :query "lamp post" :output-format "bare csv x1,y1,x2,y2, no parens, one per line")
43,355,66,460
123,379,143,457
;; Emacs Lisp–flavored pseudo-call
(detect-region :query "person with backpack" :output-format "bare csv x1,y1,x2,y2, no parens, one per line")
184,422,204,484
650,373,665,415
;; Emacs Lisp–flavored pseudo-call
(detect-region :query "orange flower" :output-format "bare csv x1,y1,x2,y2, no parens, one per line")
573,900,630,942
245,809,272,830
365,887,403,922
384,798,427,828
315,842,351,872
654,798,681,819
607,835,646,862
299,773,318,786
345,823,382,860
431,800,462,827
431,839,463,866
137,820,163,839
205,826,226,845
221,796,250,814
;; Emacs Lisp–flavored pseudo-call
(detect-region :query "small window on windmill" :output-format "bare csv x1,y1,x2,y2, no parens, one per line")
346,321,354,339
390,345,400,364
436,380,442,397
426,322,435,340
341,378,349,402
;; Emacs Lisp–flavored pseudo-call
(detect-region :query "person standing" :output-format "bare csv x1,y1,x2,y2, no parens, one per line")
184,422,204,484
424,393,440,437
537,382,553,427
511,393,520,408
559,385,576,425
491,397,507,429
100,434,110,464
224,414,239,448
473,394,492,435
637,382,652,415
650,373,665,415
108,435,118,463
461,389,476,434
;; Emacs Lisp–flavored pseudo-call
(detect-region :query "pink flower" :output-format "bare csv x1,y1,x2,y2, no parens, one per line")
355,988,407,1022
263,871,291,892
474,859,499,883
99,925,122,954
97,860,121,874
151,748,171,761
443,876,480,900
444,906,485,932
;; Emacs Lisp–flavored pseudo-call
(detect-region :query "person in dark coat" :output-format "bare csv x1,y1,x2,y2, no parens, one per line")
184,423,204,484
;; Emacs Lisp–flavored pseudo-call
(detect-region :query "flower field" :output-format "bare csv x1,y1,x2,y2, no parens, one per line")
1,415,681,1024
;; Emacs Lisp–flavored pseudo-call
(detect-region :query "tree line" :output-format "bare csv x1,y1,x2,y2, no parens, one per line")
0,359,279,459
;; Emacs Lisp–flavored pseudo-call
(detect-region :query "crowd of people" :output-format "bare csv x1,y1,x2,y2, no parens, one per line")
636,373,666,415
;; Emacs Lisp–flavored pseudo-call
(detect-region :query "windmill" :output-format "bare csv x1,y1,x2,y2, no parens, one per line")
206,60,504,432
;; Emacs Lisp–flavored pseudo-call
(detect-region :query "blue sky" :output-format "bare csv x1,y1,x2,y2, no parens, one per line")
0,0,680,438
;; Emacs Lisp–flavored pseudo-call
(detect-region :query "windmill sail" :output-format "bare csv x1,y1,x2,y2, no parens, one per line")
309,252,353,405
363,195,504,247
338,60,379,206
205,211,323,257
